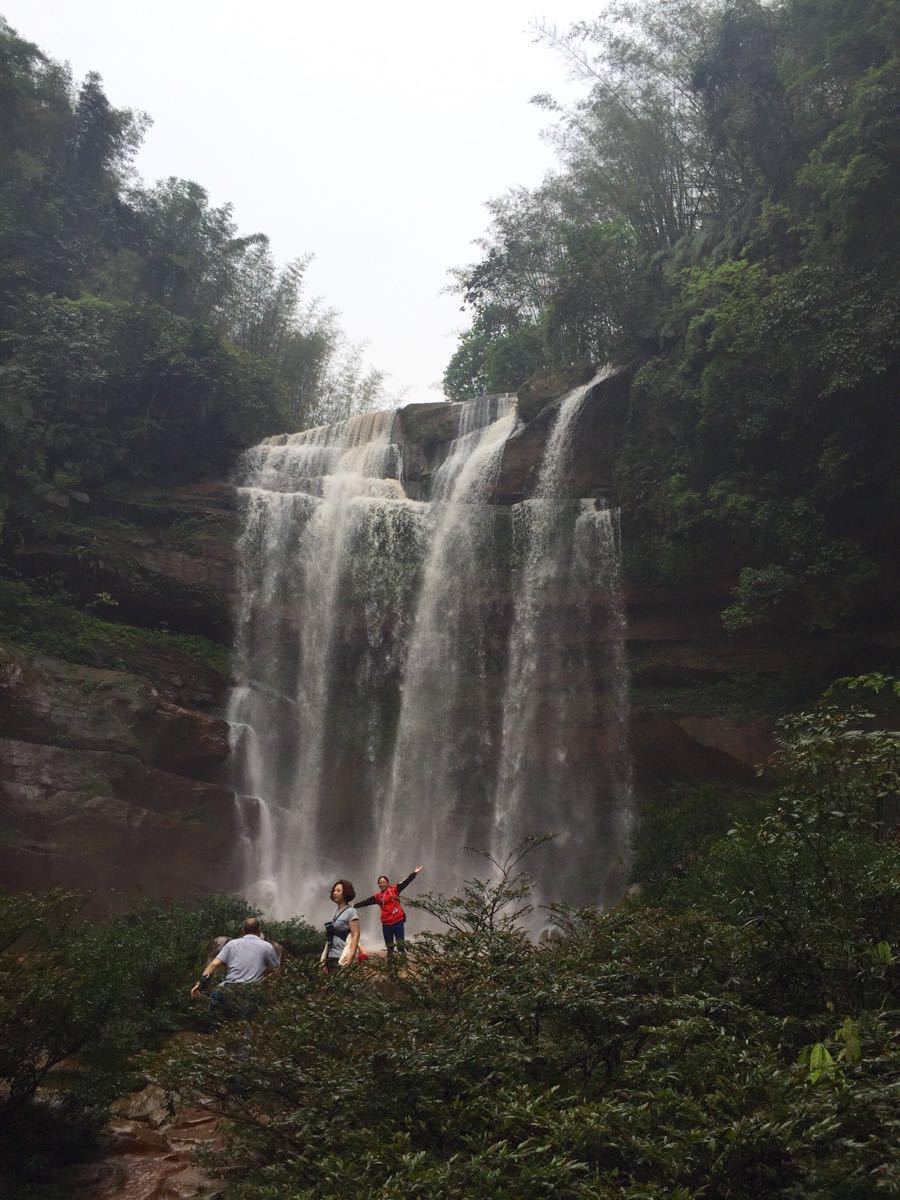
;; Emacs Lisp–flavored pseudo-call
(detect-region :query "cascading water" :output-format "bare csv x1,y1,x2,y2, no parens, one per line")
228,410,423,917
379,396,516,894
228,378,632,926
574,499,633,895
493,372,633,907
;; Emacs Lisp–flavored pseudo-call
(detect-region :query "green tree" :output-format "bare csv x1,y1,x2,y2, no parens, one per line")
447,0,899,629
0,18,145,303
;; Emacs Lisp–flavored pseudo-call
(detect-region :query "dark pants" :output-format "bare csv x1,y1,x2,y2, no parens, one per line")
383,921,406,954
210,985,260,1022
209,986,259,1094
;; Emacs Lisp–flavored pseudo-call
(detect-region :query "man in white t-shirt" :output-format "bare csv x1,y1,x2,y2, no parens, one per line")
191,917,280,1015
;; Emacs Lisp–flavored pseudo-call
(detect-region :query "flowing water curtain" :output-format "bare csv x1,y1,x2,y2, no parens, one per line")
379,397,517,895
493,371,632,909
573,500,633,904
229,484,318,909
228,410,425,918
229,381,632,923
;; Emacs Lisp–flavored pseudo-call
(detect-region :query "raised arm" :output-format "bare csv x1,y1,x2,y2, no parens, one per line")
355,894,378,908
397,865,423,894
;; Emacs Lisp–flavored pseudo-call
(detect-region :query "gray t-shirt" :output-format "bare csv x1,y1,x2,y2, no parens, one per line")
217,934,280,985
328,905,359,959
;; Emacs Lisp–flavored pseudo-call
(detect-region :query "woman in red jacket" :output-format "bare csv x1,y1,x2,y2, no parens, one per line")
356,864,423,956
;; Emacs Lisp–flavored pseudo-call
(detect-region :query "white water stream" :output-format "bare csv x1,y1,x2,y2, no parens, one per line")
379,396,516,890
228,383,631,923
493,373,633,905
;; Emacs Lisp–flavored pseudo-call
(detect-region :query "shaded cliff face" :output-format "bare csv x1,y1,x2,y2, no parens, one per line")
0,643,238,908
1,367,891,905
0,482,244,905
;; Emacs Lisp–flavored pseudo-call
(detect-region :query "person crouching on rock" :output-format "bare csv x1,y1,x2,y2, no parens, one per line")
356,865,422,957
191,916,280,1019
322,879,361,974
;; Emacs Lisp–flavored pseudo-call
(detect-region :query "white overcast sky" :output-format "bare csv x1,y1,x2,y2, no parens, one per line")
3,1,595,404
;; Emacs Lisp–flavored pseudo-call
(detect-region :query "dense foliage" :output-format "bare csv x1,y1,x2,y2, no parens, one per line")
445,0,899,631
152,678,898,1199
0,16,386,547
0,891,250,1177
0,889,318,1184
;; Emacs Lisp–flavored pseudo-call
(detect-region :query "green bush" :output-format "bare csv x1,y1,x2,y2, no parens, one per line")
262,915,321,960
157,874,898,1199
150,683,898,1198
632,783,769,897
0,891,252,1178
670,677,900,1013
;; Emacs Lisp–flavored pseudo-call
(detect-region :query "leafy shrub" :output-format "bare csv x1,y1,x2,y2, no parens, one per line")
261,915,321,959
145,682,899,1198
669,677,900,1013
0,891,252,1178
155,910,900,1199
632,783,769,898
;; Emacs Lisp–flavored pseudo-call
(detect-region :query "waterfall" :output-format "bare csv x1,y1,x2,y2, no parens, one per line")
379,396,516,894
228,380,632,926
493,374,632,908
572,499,633,903
227,410,424,918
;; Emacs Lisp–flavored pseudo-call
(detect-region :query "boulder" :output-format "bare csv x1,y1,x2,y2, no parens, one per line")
516,364,595,424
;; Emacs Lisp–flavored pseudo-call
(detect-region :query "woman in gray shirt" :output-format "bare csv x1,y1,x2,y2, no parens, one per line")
323,879,360,973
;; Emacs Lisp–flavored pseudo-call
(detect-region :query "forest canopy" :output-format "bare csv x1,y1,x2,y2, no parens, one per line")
445,0,899,632
0,16,386,541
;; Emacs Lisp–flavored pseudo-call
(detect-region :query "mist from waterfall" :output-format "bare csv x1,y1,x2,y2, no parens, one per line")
228,382,632,926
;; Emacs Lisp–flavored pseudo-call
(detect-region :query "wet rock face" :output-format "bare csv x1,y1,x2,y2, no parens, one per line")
0,645,229,774
516,365,596,424
0,644,237,906
492,366,631,503
62,1078,225,1199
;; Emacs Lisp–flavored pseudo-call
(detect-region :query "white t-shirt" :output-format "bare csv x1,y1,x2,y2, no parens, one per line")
217,934,279,984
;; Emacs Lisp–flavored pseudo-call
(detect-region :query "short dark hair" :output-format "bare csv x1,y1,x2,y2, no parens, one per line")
330,879,355,903
243,916,262,935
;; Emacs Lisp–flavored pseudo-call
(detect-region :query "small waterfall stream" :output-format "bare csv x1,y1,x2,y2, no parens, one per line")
380,396,516,891
228,383,631,923
493,372,632,905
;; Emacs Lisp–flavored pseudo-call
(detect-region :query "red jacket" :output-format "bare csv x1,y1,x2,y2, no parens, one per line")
357,871,417,925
